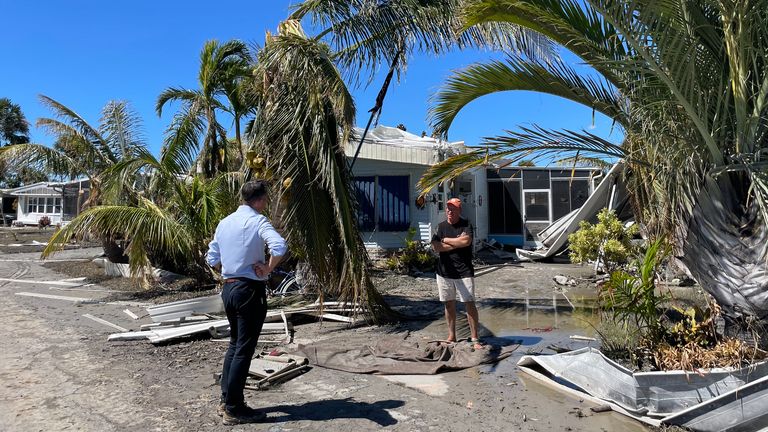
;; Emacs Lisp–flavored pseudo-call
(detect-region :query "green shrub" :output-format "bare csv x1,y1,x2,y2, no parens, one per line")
385,228,436,274
568,208,637,273
600,239,670,344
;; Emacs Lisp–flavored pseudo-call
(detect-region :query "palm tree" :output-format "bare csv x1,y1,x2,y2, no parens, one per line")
246,20,394,319
43,106,239,280
418,0,768,327
0,98,41,188
0,95,148,261
156,40,251,177
0,97,29,145
0,95,145,202
245,0,553,320
289,0,553,165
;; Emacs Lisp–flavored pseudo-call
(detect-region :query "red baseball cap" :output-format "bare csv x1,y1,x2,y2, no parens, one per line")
446,198,462,208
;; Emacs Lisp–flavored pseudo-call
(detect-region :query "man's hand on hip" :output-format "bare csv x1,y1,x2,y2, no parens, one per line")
253,262,270,277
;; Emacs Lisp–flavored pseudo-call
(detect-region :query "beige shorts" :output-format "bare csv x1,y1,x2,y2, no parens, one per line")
436,275,475,302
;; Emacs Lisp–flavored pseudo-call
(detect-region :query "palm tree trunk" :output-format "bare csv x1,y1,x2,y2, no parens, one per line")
235,115,244,162
349,49,402,171
679,175,768,337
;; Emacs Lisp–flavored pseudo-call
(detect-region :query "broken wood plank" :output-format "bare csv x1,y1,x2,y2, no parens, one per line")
123,309,139,320
82,314,129,332
15,292,93,302
108,330,156,341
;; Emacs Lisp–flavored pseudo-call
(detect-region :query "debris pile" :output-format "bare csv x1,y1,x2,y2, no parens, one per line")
107,295,367,345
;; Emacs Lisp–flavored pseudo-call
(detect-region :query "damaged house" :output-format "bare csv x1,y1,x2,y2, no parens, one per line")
345,125,607,253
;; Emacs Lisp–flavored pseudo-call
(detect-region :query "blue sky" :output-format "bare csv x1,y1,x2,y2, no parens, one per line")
2,1,621,159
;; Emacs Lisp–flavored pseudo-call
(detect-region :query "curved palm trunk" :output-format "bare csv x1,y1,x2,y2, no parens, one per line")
680,176,768,330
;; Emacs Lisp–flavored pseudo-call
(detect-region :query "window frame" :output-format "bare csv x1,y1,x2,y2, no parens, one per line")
522,189,552,223
353,174,411,232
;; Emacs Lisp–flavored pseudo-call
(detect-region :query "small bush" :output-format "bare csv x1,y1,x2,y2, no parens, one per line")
568,208,637,273
385,228,436,274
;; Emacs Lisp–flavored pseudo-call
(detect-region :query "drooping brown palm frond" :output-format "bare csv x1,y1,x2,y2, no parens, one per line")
248,21,394,322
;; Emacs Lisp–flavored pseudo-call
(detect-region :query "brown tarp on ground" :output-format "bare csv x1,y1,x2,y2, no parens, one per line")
298,333,519,375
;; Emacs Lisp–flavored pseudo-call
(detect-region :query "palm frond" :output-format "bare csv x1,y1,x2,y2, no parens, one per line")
291,0,555,84
430,56,625,137
160,106,206,176
99,100,146,160
38,95,116,163
462,0,628,83
0,143,87,179
156,87,201,117
554,155,614,169
43,199,195,276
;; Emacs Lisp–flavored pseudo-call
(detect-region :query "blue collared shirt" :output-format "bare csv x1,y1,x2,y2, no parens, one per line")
206,205,288,280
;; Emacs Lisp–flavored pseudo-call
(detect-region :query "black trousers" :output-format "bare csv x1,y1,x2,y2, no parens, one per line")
220,278,267,411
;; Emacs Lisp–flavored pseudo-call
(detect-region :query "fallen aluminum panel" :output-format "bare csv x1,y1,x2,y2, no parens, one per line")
517,347,768,431
146,319,230,343
108,330,157,341
145,294,224,322
518,357,661,427
108,321,291,343
517,161,624,261
517,347,643,415
662,373,768,431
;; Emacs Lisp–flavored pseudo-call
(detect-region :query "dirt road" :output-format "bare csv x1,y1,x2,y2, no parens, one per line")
0,248,649,431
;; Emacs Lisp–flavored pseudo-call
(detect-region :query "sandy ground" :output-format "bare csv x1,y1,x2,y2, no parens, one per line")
0,245,657,432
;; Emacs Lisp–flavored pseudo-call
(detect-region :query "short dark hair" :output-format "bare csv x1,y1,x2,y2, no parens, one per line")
241,180,269,203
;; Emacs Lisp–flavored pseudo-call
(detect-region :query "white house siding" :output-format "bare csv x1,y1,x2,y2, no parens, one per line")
17,195,64,225
7,180,89,226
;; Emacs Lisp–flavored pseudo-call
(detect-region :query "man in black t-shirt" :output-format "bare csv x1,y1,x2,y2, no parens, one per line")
430,198,483,349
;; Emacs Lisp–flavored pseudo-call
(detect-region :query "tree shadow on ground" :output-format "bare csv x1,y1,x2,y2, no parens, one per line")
264,397,405,426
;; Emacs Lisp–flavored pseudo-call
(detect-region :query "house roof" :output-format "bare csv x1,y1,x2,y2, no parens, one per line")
2,178,89,196
345,125,465,166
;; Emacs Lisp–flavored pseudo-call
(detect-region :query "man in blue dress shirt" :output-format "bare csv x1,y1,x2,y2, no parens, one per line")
206,180,288,425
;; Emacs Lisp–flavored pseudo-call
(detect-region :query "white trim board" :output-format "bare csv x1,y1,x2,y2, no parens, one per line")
0,278,85,287
15,292,93,302
82,314,128,332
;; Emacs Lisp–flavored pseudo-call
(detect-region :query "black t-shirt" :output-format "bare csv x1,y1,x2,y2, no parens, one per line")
432,218,474,279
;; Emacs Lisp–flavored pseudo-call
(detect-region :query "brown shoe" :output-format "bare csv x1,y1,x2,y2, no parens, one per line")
217,402,226,417
222,405,266,425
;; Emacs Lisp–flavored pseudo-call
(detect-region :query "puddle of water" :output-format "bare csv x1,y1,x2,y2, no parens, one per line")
478,301,599,337
426,299,601,342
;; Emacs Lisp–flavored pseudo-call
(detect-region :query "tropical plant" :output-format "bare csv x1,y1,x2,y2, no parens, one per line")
42,110,239,280
0,97,29,145
239,1,551,320
385,228,437,273
0,98,46,188
0,95,146,204
600,239,670,343
417,0,768,328
157,39,252,178
569,208,637,274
